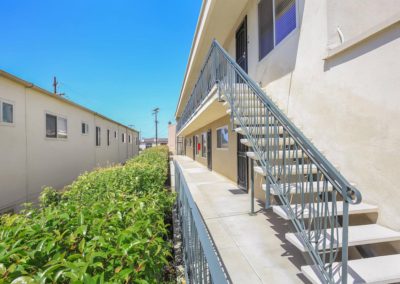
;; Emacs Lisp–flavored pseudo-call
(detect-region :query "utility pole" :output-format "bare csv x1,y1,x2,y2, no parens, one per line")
152,108,159,146
53,76,58,94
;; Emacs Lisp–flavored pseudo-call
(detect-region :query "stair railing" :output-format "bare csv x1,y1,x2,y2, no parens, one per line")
177,40,361,284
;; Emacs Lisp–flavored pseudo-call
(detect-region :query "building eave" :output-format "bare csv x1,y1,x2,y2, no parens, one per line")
0,69,139,134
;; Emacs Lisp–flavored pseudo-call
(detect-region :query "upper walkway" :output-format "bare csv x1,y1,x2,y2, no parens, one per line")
173,155,310,283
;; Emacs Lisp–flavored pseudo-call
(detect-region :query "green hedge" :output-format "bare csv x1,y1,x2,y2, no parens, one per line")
0,146,174,283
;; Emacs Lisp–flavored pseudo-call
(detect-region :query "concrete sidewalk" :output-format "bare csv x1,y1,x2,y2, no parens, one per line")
173,155,309,284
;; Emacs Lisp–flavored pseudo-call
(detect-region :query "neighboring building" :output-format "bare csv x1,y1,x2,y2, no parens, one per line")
175,1,400,283
139,137,168,151
0,70,139,213
167,123,176,154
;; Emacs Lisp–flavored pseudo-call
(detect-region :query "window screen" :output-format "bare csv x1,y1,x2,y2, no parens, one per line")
57,117,68,139
46,114,57,138
82,123,89,134
2,102,13,123
275,0,296,44
201,133,207,157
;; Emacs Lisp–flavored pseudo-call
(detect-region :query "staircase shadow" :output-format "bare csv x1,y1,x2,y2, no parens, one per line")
256,200,313,284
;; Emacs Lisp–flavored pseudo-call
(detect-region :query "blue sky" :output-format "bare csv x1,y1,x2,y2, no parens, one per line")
0,1,201,138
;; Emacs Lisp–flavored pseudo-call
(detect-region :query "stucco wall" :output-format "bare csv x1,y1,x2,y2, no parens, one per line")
218,0,400,229
0,76,139,212
184,115,238,182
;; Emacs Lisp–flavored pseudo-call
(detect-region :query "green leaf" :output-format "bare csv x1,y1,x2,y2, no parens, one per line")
10,276,35,284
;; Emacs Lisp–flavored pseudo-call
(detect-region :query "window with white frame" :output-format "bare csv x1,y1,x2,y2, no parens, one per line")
122,133,126,143
46,113,67,139
258,0,296,60
107,129,110,146
201,132,207,157
114,130,117,139
81,122,89,134
217,126,229,149
128,134,132,144
96,127,101,146
0,99,14,124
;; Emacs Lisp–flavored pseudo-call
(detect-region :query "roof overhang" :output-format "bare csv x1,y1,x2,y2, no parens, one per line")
175,0,248,119
0,69,139,133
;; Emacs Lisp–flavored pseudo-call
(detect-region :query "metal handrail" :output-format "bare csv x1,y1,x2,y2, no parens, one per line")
174,160,229,284
177,40,362,283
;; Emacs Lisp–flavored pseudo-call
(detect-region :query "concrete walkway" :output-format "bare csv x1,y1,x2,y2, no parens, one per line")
173,155,310,284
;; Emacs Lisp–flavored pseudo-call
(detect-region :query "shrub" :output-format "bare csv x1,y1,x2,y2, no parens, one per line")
0,146,174,283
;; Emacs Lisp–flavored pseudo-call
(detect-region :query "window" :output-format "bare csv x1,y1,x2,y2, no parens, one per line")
1,101,14,124
107,129,110,146
46,114,57,138
128,134,132,144
81,122,89,135
122,133,126,143
217,126,229,149
258,0,296,60
96,127,101,146
114,131,117,139
201,132,207,157
46,113,67,139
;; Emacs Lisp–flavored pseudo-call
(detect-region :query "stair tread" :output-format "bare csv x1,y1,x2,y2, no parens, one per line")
247,150,304,160
286,224,400,252
255,164,317,176
235,126,284,135
273,201,378,220
262,181,333,195
302,254,400,284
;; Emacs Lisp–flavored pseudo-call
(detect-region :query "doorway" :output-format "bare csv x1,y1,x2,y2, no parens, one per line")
207,129,212,170
236,16,248,73
237,134,248,191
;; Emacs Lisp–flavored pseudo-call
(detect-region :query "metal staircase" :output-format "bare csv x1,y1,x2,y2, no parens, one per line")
177,40,400,283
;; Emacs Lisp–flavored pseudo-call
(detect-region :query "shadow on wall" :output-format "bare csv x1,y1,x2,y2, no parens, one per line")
255,0,305,87
324,22,400,71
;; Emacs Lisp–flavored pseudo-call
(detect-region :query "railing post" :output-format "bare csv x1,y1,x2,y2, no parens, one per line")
250,158,255,215
341,198,349,284
265,176,271,209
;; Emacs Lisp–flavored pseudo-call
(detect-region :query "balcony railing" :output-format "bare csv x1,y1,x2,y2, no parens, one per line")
176,40,362,283
174,160,229,284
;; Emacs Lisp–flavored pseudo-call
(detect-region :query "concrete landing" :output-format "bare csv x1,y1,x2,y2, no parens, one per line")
173,155,309,284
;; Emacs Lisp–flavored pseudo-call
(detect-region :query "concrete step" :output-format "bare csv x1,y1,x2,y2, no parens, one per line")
240,137,293,147
235,126,284,136
247,150,304,160
234,116,275,126
302,254,400,284
273,201,378,220
255,164,317,177
262,181,333,195
286,224,400,253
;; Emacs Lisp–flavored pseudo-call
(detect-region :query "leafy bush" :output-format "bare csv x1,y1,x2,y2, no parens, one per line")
0,146,174,283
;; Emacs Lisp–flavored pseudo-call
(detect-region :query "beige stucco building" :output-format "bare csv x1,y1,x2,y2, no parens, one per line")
0,70,139,213
175,0,400,283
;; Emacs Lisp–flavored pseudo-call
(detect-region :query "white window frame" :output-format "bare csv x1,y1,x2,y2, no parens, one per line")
44,111,68,140
81,121,89,135
122,132,126,143
216,125,229,150
258,0,298,62
0,98,15,126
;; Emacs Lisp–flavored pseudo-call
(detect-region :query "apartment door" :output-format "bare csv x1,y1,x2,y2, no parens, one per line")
236,16,248,73
192,136,196,160
207,129,212,170
237,134,248,191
